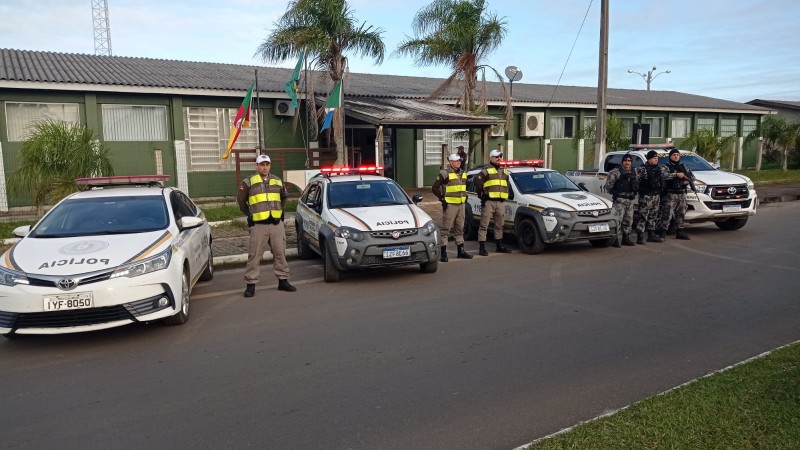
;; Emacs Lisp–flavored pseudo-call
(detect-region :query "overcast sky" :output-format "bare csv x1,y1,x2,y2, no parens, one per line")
2,0,798,103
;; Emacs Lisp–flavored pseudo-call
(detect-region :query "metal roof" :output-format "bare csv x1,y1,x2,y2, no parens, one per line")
0,48,769,114
746,99,800,111
342,97,504,127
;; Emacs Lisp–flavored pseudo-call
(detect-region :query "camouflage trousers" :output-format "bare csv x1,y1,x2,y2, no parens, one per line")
635,194,661,234
659,192,687,231
613,197,635,235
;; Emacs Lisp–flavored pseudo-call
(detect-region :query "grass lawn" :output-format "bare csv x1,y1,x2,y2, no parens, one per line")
736,168,800,184
524,342,800,450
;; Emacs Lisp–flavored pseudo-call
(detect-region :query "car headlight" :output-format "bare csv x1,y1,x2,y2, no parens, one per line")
0,266,29,287
541,208,572,219
110,247,172,279
335,226,366,242
421,220,437,237
693,182,706,195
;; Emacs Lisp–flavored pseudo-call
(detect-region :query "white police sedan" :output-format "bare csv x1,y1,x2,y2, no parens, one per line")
0,176,213,337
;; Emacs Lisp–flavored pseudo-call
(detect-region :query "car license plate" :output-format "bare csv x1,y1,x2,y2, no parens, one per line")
723,204,741,213
588,223,610,233
43,292,93,311
383,246,411,259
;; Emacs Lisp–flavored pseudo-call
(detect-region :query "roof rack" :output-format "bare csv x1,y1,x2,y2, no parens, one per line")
320,166,384,177
74,175,171,189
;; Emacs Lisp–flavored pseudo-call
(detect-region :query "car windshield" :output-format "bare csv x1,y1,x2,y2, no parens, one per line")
658,154,716,171
30,196,169,238
512,171,581,194
327,180,411,208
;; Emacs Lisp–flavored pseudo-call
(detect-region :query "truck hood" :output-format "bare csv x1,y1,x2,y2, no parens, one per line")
522,192,612,211
328,204,433,231
692,170,752,186
4,231,172,276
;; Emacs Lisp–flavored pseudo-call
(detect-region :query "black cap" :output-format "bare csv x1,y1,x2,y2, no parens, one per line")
621,153,633,162
645,150,658,160
669,149,680,156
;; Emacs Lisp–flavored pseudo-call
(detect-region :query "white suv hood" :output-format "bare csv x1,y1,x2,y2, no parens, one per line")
328,204,432,231
523,192,612,211
7,231,171,276
692,169,750,185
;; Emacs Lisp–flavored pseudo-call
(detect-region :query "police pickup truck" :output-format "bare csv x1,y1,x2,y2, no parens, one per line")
464,160,618,254
565,144,757,230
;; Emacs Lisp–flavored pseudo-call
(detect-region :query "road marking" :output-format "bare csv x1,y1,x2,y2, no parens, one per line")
192,277,324,300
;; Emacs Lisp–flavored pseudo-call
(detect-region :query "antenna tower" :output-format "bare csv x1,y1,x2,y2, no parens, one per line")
91,0,113,56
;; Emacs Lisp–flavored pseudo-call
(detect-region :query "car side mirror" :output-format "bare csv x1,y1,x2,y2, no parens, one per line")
178,216,204,230
578,182,588,192
412,194,424,204
13,225,31,238
711,163,721,170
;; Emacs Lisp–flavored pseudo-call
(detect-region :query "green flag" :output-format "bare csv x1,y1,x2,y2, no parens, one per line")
284,50,305,110
320,80,341,132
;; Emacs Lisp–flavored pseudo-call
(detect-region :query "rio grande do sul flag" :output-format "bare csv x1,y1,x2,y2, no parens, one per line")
221,81,255,160
320,79,341,132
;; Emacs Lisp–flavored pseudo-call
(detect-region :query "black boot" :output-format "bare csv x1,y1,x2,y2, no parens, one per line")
612,235,621,248
244,283,256,297
676,229,691,240
648,231,664,243
478,241,488,256
495,241,512,253
636,233,646,245
622,234,635,246
456,244,473,259
277,279,297,292
440,246,449,262
657,229,667,240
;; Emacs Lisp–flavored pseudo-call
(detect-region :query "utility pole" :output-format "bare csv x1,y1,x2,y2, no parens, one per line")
91,0,113,56
594,0,608,168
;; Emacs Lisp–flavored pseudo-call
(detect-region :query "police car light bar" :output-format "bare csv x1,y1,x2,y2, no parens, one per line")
499,159,544,167
75,175,171,189
320,166,384,176
630,143,675,150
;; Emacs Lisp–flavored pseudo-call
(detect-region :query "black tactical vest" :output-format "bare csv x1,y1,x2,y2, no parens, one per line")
639,164,664,195
613,169,637,199
665,162,687,193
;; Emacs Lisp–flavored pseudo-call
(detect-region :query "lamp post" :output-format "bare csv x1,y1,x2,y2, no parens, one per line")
627,66,671,90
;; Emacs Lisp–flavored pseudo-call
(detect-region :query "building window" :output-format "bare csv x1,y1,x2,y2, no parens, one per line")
183,107,260,172
5,102,80,141
550,117,574,138
617,117,635,140
742,118,757,137
671,118,691,138
423,129,467,165
697,117,716,134
720,118,738,137
644,117,664,138
102,105,168,141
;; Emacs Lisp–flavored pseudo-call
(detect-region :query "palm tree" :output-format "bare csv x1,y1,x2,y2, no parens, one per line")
255,0,385,166
572,116,631,168
8,118,113,216
746,116,800,170
394,0,509,163
682,128,738,169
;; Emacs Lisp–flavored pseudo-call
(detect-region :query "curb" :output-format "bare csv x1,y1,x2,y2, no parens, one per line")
759,193,800,204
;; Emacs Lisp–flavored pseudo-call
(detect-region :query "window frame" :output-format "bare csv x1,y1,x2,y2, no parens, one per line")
4,101,81,142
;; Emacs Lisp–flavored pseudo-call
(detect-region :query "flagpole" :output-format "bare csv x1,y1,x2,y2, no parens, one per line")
255,68,263,153
304,52,310,169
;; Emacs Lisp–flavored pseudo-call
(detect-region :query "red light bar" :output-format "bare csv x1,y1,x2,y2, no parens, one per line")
321,166,384,176
499,159,544,167
630,143,674,150
75,175,171,186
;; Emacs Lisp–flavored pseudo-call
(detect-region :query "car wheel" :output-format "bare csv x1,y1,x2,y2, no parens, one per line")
296,223,316,260
463,204,478,241
420,258,438,274
199,243,214,281
715,217,748,231
163,268,190,325
515,218,545,254
589,237,615,248
322,243,340,283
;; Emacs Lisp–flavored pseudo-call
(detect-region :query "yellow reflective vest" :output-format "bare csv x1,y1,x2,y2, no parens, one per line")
440,168,467,204
482,167,509,199
246,174,284,221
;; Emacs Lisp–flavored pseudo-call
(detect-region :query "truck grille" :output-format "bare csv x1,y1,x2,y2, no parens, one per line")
703,199,752,210
5,306,135,329
709,184,749,200
370,228,418,239
576,209,611,217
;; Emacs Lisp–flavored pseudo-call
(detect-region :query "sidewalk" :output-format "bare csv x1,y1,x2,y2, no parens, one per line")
211,184,800,265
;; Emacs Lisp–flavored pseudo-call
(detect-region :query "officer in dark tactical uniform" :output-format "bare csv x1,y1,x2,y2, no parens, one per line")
604,153,639,247
658,149,695,240
634,150,667,244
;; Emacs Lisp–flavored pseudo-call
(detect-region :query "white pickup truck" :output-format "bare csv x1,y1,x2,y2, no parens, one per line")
565,146,757,230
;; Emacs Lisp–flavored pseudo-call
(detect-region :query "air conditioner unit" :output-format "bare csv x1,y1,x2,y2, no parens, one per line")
490,123,505,137
520,112,545,137
274,99,296,117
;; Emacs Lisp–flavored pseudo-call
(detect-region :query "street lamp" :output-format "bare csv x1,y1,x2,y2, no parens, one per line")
627,66,671,91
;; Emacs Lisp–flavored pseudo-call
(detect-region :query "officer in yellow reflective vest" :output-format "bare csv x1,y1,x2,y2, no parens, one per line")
431,153,473,262
237,154,296,296
474,149,513,256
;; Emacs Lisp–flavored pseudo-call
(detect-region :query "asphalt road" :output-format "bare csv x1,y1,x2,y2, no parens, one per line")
2,202,799,450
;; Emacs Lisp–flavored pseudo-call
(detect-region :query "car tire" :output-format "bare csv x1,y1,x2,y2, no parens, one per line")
589,237,615,248
463,204,478,241
420,258,438,274
163,268,190,325
322,243,340,283
515,218,545,254
715,217,748,231
296,223,316,260
199,243,214,282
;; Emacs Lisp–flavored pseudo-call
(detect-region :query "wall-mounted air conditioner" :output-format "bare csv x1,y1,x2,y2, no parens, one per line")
520,112,544,137
274,99,296,117
490,123,505,137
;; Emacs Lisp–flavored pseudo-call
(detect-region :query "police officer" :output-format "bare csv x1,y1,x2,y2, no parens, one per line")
432,153,473,262
604,153,638,247
634,150,667,244
658,148,695,240
474,149,512,256
237,154,296,297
